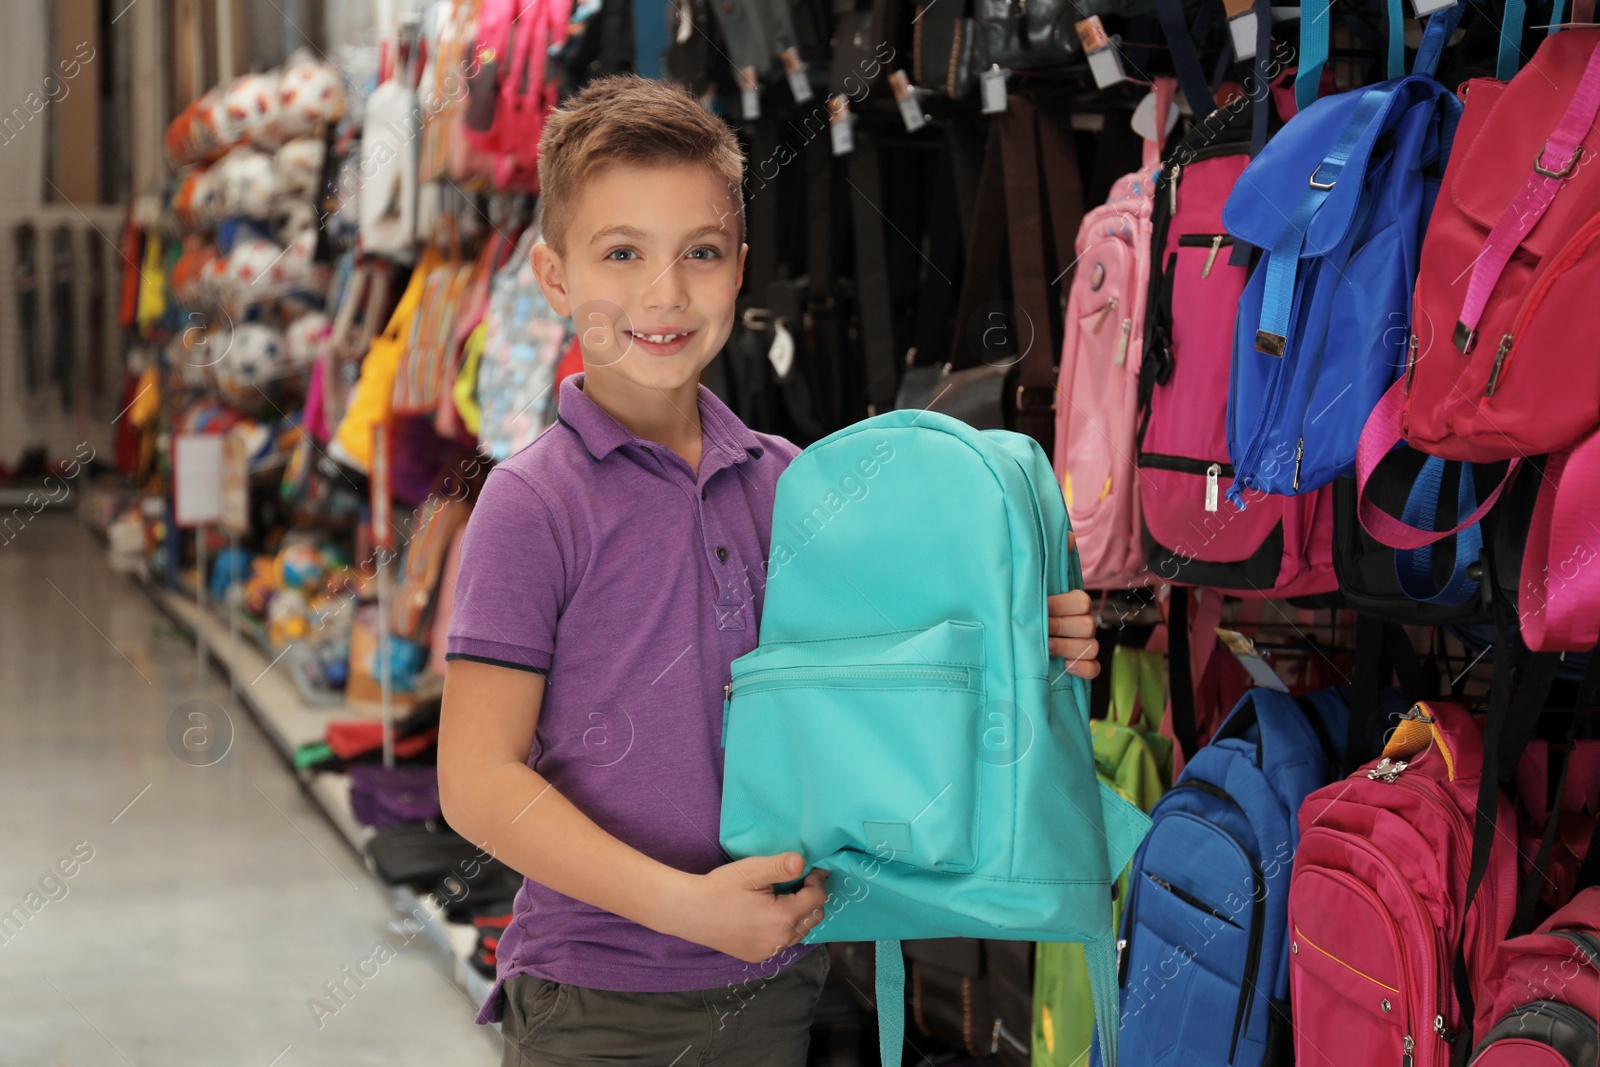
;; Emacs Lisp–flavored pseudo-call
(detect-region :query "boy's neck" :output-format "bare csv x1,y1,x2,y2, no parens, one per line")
579,369,705,470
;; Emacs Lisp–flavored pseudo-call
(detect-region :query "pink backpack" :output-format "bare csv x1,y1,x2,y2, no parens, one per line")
465,0,571,192
1137,93,1336,599
1289,700,1517,1065
1470,889,1600,1064
1053,79,1173,589
1398,29,1600,464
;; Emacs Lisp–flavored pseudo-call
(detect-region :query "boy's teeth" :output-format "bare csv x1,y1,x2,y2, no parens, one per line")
637,332,683,343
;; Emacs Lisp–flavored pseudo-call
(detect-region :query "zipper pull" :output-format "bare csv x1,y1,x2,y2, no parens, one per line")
1094,296,1119,329
721,683,733,749
1404,333,1419,395
1485,334,1512,396
1205,463,1220,513
1114,317,1132,366
1168,164,1180,214
1201,235,1224,278
1402,1034,1414,1067
1434,1015,1456,1044
1367,756,1409,782
1292,438,1304,492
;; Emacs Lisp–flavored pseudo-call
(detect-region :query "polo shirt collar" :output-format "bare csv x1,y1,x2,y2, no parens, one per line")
556,372,765,467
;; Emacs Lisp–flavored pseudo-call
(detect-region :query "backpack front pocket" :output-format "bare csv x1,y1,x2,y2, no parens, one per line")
720,620,987,873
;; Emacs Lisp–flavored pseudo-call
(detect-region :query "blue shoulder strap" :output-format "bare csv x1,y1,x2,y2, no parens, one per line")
1298,0,1406,112
1393,457,1484,606
1499,0,1526,79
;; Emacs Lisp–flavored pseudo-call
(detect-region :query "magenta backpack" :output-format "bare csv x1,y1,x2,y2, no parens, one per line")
1470,889,1600,1065
1137,94,1336,598
1053,78,1174,589
1289,701,1517,1065
465,0,570,192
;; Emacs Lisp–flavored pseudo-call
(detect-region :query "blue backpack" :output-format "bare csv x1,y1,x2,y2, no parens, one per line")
1221,5,1463,506
1103,687,1348,1067
719,409,1151,1067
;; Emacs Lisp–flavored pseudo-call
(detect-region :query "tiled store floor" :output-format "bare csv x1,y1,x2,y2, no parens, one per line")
0,513,501,1067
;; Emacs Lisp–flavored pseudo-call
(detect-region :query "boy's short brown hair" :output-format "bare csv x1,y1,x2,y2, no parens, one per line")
536,76,746,253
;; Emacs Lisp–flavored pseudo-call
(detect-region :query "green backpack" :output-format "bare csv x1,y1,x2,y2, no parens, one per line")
1033,646,1171,1066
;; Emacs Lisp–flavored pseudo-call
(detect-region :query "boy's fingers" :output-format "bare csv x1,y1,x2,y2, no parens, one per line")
1046,590,1093,616
1050,637,1102,676
1049,613,1096,639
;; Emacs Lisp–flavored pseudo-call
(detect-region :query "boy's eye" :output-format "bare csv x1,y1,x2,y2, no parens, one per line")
685,245,721,261
604,248,638,261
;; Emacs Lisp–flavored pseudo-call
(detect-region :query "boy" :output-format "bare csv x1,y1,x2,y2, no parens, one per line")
437,76,1101,1067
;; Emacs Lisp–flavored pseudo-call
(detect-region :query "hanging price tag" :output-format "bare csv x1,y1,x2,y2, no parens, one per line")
768,320,795,378
781,47,813,103
828,95,855,156
1216,628,1291,692
1076,17,1127,89
739,66,761,120
888,70,927,132
1410,0,1457,14
980,66,1008,114
1223,0,1259,59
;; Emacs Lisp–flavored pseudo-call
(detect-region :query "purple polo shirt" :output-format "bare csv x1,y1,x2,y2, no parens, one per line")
446,371,814,1022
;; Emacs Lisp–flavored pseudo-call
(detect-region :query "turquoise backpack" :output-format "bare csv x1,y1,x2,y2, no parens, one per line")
719,410,1151,1067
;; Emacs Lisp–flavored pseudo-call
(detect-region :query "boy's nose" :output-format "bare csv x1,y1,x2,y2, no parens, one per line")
641,254,691,312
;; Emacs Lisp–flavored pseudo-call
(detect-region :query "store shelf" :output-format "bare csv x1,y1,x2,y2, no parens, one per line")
135,574,497,1028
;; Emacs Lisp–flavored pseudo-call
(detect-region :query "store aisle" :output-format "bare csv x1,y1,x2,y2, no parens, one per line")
0,515,502,1067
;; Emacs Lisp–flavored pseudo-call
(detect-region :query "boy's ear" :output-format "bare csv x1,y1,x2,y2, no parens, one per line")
530,241,572,317
736,243,748,292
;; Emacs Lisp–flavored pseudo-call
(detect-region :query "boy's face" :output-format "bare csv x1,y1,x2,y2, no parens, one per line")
531,161,746,396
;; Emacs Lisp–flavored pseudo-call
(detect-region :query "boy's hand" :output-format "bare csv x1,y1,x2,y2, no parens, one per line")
667,851,829,964
1050,535,1101,679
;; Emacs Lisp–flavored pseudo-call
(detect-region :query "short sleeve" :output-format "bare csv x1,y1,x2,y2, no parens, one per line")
444,468,568,674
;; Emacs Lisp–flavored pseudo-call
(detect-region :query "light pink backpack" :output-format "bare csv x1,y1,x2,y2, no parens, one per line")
1053,78,1174,590
1289,700,1517,1066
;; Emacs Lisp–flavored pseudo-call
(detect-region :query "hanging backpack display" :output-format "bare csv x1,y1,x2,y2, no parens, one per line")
1469,888,1600,1065
1399,28,1600,465
1288,700,1518,1066
1222,5,1464,503
1110,687,1347,1067
476,227,570,460
719,408,1151,1067
1054,78,1173,590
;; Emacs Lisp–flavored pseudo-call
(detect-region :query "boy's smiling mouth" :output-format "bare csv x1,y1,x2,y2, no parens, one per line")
625,329,698,356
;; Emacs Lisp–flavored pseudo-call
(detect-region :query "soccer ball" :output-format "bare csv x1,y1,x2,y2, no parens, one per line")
217,148,279,219
225,72,283,150
215,322,289,401
283,312,331,367
275,138,325,202
222,238,289,302
277,57,345,137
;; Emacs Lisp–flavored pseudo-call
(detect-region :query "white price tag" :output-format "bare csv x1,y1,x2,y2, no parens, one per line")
768,320,795,378
831,112,855,155
980,66,1008,113
889,71,927,132
782,47,813,103
1086,46,1127,89
1411,0,1457,14
739,66,761,120
1228,11,1259,60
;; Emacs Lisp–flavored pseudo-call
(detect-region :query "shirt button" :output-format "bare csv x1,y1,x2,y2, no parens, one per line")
641,445,652,453
716,546,729,562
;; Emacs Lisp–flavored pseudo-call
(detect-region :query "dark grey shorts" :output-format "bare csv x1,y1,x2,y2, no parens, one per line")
499,947,831,1066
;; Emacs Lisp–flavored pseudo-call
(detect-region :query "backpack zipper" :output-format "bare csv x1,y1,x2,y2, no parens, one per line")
1175,233,1236,277
1493,211,1600,400
1165,778,1267,1058
1114,316,1133,366
729,664,973,695
1167,164,1180,214
1144,871,1242,927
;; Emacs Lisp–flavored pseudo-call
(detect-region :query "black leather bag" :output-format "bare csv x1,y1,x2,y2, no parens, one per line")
914,0,977,97
973,0,1081,71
